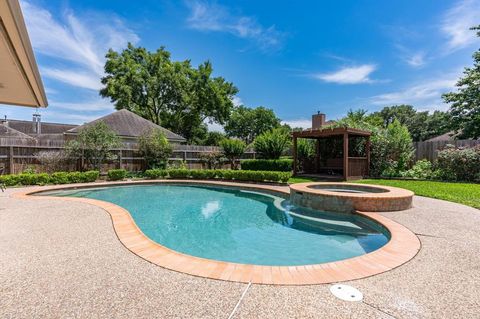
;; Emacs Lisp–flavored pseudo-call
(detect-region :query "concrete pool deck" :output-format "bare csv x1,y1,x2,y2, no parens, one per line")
1,183,480,318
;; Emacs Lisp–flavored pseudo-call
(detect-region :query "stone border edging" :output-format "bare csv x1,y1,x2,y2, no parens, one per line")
12,180,420,285
290,182,414,212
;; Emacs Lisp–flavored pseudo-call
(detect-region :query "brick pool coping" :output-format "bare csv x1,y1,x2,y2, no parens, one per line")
13,180,420,285
290,182,414,212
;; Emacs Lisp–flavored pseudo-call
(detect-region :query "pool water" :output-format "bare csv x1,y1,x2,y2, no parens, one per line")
44,184,390,266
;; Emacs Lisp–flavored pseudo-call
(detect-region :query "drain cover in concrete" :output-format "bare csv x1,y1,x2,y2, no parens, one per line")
330,284,363,302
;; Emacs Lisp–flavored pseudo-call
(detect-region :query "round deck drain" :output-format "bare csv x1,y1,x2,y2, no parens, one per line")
330,284,363,302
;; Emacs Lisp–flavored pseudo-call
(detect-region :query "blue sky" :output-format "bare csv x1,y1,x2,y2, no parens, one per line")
1,0,479,129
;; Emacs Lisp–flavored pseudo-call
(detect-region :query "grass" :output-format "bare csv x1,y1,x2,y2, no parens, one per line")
288,176,480,209
287,176,317,184
357,179,480,209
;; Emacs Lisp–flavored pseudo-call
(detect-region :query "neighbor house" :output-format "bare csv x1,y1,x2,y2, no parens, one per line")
0,109,186,145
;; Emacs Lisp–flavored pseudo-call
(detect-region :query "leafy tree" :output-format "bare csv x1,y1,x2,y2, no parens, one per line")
199,131,227,146
333,113,414,176
371,105,451,141
198,152,225,169
443,26,480,139
224,106,281,144
253,128,291,159
219,139,246,169
138,129,173,169
100,43,238,143
66,122,120,170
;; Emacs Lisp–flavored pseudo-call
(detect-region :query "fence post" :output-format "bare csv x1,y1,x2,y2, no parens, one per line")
118,150,123,169
8,146,14,174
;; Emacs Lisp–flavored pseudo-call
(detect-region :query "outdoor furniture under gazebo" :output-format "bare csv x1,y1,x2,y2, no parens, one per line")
292,127,371,180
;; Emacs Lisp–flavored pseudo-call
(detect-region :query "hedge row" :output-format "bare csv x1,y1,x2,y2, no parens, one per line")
107,169,127,181
241,159,293,172
0,171,99,186
145,169,292,183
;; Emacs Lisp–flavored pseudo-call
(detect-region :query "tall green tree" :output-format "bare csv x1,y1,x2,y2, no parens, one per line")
224,106,281,144
253,128,291,159
371,105,451,141
219,139,246,169
443,26,480,139
100,43,238,143
66,121,120,170
138,129,173,169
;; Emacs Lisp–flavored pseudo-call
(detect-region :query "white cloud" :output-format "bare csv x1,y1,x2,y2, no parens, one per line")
405,52,426,68
282,119,311,129
370,73,458,111
42,68,102,90
21,1,139,89
185,0,285,51
49,98,114,112
441,0,480,53
313,64,377,84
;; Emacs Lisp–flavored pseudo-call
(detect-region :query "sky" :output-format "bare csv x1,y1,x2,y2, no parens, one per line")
1,0,479,130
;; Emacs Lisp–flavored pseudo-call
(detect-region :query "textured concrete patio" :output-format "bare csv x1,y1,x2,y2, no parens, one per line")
1,185,479,318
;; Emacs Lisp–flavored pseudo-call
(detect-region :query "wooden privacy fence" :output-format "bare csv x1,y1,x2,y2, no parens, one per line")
0,141,255,174
413,139,480,162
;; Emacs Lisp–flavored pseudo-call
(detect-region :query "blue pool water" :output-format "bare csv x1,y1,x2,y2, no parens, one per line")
43,184,390,266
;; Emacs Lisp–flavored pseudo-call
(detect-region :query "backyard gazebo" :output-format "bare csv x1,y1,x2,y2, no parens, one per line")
292,126,371,180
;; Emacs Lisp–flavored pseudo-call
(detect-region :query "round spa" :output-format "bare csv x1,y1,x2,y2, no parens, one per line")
289,182,414,213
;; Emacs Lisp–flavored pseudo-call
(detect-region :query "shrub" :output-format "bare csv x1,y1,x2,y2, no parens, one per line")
253,128,291,160
436,145,480,181
241,159,292,171
144,169,167,179
372,120,414,177
167,169,190,179
0,174,20,186
0,170,99,187
220,139,246,169
50,172,70,184
144,169,291,183
67,171,84,183
83,171,100,182
107,169,127,181
403,160,434,179
138,129,173,169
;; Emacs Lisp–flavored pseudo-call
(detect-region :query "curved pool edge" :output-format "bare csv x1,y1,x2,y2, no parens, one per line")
12,180,421,285
290,182,414,213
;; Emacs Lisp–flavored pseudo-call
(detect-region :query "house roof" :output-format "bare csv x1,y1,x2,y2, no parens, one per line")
6,119,77,135
425,131,457,142
66,109,186,142
0,123,35,139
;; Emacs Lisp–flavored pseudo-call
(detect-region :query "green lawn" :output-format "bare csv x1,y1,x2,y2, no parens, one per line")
358,179,480,209
288,177,480,209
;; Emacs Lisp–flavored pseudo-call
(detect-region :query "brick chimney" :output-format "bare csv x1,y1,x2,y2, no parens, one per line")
312,112,326,130
32,112,41,135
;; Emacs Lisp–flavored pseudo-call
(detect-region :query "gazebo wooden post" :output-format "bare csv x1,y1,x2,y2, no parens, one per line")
343,132,349,180
366,135,371,176
315,138,320,173
292,135,298,175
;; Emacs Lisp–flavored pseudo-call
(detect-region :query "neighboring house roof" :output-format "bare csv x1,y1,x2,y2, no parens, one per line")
66,109,186,142
6,119,77,135
0,123,35,139
425,131,458,142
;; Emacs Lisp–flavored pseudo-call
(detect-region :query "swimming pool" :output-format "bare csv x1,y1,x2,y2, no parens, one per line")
44,184,389,266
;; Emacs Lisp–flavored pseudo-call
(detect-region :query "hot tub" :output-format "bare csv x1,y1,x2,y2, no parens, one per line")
290,182,413,213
